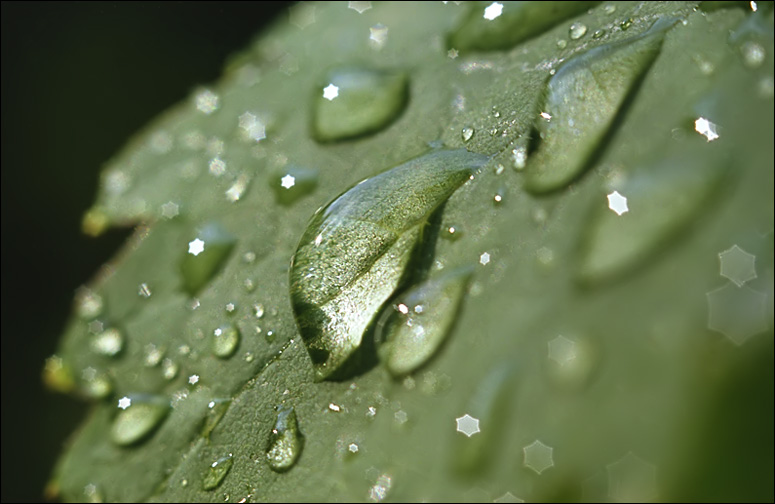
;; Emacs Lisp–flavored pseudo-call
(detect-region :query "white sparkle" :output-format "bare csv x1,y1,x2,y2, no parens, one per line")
188,238,205,256
160,201,179,219
523,439,554,475
718,244,757,287
118,396,131,410
750,1,758,11
369,24,388,49
195,89,219,114
694,117,719,141
480,252,491,265
397,303,409,314
607,191,629,215
329,403,342,412
483,2,504,20
281,174,296,189
447,48,459,59
348,1,372,14
455,414,481,437
540,111,552,121
188,374,200,385
323,83,339,101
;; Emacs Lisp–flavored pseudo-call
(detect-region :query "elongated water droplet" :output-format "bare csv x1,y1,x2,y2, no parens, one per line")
180,222,236,296
448,1,600,52
202,454,233,491
452,363,519,475
110,394,170,446
271,166,319,206
376,267,473,377
524,19,675,194
212,324,240,358
290,149,487,381
266,405,304,472
202,398,232,439
578,145,729,286
313,67,408,142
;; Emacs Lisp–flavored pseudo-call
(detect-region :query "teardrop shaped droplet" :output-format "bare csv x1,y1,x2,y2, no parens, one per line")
577,144,729,286
110,394,170,446
524,18,676,194
180,222,236,296
266,405,304,472
202,398,232,439
453,363,519,475
202,454,233,491
313,67,409,143
212,324,240,359
290,149,488,381
376,267,473,377
448,1,600,53
271,166,319,206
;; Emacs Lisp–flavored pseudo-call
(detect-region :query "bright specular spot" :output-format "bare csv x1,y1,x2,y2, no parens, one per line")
195,89,219,114
188,238,205,256
694,117,719,142
188,374,200,385
479,252,491,265
281,174,296,189
455,414,480,437
718,244,757,286
323,83,340,101
118,396,131,410
523,440,554,474
483,2,504,20
607,191,629,215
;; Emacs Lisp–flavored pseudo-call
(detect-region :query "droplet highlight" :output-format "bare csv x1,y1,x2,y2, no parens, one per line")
313,67,409,142
524,19,674,194
266,405,304,472
290,149,487,381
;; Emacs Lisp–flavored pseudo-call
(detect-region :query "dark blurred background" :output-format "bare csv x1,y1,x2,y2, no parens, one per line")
1,3,288,501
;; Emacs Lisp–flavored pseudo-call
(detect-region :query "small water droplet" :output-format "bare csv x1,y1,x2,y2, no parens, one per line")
110,394,170,446
525,18,675,193
266,405,304,472
569,22,587,40
740,41,766,68
180,222,237,296
556,39,568,49
313,67,409,142
212,324,240,358
461,126,475,142
271,166,319,206
225,173,252,203
511,146,528,170
91,328,124,357
442,225,464,241
203,454,234,491
593,28,606,39
138,283,152,298
80,368,113,398
290,149,487,381
376,268,472,377
75,287,103,320
448,1,599,52
620,18,633,30
162,358,179,380
195,88,219,114
202,398,232,439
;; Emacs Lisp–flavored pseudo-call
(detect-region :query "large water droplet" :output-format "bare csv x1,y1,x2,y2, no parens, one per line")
180,222,236,296
313,67,409,142
448,1,600,52
271,166,319,206
578,146,729,286
212,324,240,358
524,18,675,194
266,405,304,472
376,267,473,377
202,454,233,491
452,364,519,475
110,394,170,446
290,149,487,381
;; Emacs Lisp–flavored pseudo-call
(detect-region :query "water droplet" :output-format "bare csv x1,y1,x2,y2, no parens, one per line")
203,454,233,491
556,39,568,49
75,287,103,320
110,394,170,446
202,398,232,439
578,147,729,286
524,18,675,194
603,4,616,14
195,88,219,114
212,324,240,359
162,358,179,380
180,222,237,296
225,173,252,203
569,22,588,40
461,126,475,142
313,67,409,142
290,149,487,381
376,268,473,377
80,368,113,398
511,146,528,170
442,225,464,241
448,1,600,52
523,440,554,475
593,28,606,39
369,23,389,50
740,41,766,68
266,405,304,472
620,17,633,30
271,166,319,206
91,328,124,357
138,283,152,298
367,473,393,502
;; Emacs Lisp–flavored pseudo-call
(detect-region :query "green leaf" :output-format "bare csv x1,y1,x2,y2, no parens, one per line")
49,2,773,502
